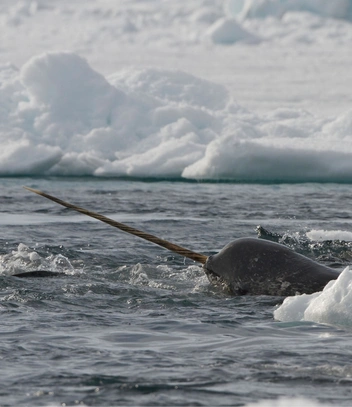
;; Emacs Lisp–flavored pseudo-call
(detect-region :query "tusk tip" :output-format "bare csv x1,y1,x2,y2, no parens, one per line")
23,186,44,195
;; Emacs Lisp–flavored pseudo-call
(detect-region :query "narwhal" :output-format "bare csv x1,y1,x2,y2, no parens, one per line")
18,186,340,296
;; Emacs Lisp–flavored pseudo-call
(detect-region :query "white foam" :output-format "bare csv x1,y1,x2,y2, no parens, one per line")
306,230,352,242
0,243,74,276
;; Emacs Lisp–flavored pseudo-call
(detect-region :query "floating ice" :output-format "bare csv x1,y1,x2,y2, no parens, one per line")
205,17,259,44
1,51,352,181
245,397,332,407
228,0,352,21
274,266,352,328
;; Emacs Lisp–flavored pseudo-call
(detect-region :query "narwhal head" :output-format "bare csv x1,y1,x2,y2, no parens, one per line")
203,240,254,295
203,255,231,292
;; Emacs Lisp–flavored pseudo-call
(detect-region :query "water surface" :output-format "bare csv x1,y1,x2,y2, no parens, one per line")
1,179,352,406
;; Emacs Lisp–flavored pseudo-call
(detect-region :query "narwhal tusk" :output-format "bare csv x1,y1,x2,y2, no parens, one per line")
23,186,208,264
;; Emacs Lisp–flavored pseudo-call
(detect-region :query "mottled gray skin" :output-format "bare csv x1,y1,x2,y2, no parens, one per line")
204,238,340,296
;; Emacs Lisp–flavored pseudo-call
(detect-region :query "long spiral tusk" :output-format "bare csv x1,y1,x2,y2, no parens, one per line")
23,186,208,264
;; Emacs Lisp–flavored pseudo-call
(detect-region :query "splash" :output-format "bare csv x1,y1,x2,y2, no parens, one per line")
0,243,74,276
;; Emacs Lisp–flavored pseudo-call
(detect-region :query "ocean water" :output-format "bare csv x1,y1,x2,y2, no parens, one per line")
1,1,352,406
1,178,352,407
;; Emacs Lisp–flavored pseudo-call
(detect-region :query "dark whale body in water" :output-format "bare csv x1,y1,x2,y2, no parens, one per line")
21,187,341,296
204,238,340,296
13,270,62,278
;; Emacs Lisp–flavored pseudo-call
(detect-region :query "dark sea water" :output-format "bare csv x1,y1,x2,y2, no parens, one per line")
1,178,352,406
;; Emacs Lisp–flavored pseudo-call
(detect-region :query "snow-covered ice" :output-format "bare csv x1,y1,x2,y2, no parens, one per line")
1,0,352,180
275,228,352,329
274,266,352,329
228,0,352,21
0,49,351,180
